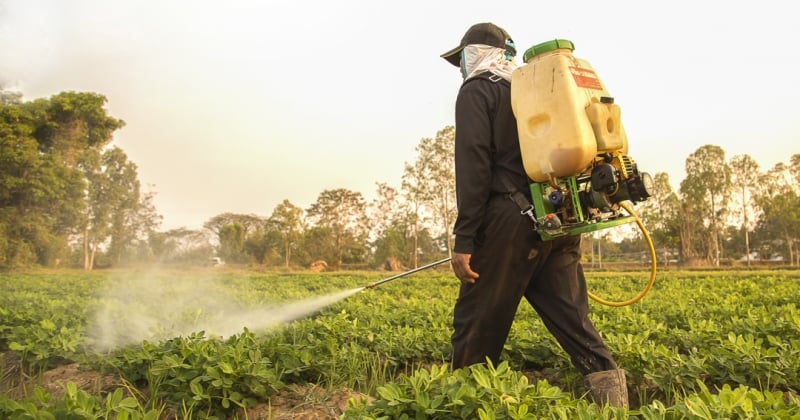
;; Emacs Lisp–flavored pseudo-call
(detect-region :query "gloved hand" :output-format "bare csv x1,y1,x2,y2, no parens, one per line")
452,252,480,284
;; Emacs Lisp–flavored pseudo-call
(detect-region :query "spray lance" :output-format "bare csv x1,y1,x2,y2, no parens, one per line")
365,257,452,289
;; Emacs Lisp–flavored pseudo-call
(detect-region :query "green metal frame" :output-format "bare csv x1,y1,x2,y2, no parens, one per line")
529,176,638,240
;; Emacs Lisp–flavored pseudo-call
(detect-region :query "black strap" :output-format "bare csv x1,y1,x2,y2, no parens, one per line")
498,172,538,223
466,72,538,224
464,71,509,87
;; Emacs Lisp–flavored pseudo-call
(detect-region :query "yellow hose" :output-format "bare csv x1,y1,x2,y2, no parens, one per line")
587,201,657,307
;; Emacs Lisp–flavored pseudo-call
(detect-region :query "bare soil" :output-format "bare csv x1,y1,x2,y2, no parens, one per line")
236,384,371,419
1,354,121,400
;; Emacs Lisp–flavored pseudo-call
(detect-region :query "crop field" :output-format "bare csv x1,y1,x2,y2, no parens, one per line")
1,267,799,419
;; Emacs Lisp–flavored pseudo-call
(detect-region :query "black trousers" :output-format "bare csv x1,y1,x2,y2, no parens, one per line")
450,195,617,375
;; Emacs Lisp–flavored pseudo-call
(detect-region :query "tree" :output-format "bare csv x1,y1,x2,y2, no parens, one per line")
369,182,404,267
28,92,125,168
149,227,214,263
134,188,164,260
23,92,126,269
401,162,428,268
1,87,22,105
789,154,800,184
267,199,305,268
219,222,246,263
83,147,150,268
298,226,337,268
400,126,456,266
368,182,437,269
411,126,456,257
636,172,681,266
728,154,761,266
369,182,400,242
755,162,800,265
1,98,85,267
244,228,279,265
679,145,731,266
204,213,266,238
306,188,369,267
203,212,266,263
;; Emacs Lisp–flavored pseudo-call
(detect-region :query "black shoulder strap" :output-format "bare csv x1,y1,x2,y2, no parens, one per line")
463,72,537,222
463,71,510,87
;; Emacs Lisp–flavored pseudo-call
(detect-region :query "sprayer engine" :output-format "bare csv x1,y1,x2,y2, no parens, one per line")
529,153,654,240
581,153,654,212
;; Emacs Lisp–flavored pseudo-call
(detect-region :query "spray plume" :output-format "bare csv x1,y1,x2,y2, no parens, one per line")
86,269,363,352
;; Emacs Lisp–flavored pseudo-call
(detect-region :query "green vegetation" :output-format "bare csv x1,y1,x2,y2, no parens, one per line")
1,268,798,418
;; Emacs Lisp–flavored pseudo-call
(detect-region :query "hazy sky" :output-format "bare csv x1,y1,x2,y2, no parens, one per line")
2,1,797,230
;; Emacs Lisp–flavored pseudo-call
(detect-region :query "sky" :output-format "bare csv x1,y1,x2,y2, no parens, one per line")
1,0,798,230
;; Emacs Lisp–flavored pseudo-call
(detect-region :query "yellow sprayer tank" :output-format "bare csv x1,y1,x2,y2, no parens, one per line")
511,39,628,183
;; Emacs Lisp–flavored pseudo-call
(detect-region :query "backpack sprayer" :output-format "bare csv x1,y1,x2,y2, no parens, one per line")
510,39,657,306
365,39,657,306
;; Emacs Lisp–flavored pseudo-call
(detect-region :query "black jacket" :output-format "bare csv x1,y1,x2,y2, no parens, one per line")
453,72,531,254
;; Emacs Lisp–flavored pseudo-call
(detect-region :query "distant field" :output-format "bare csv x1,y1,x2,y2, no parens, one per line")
1,267,799,418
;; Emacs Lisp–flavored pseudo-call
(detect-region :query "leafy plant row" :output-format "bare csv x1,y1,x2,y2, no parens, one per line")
1,268,799,418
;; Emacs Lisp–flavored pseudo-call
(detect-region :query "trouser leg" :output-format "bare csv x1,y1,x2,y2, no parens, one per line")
450,199,530,369
523,235,617,375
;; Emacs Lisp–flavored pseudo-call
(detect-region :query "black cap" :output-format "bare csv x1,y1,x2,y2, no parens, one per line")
440,22,515,67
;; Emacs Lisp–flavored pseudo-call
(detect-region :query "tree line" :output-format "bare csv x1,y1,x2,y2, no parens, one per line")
637,147,800,267
2,89,798,270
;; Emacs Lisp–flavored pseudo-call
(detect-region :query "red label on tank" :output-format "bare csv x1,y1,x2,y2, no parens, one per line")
569,66,603,90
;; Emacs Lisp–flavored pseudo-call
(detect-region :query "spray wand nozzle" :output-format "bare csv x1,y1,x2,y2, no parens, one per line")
364,257,452,289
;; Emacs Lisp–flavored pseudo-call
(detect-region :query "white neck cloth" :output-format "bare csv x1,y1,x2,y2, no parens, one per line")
461,44,517,82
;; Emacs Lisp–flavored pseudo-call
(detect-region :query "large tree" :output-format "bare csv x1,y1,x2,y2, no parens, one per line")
1,93,122,267
369,182,436,269
267,199,305,268
82,147,158,268
0,104,83,266
401,126,456,264
679,145,731,266
728,154,762,265
306,188,368,268
401,161,428,268
219,222,246,263
30,92,130,269
755,162,800,265
27,92,125,170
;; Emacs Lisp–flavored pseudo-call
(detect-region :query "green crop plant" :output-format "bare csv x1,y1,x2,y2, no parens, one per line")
0,382,165,419
342,360,624,419
142,331,284,418
2,269,800,417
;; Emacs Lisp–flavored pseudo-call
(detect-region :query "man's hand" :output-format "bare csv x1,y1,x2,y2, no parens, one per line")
452,252,479,284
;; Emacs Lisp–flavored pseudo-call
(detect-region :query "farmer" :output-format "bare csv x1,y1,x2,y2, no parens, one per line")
441,22,628,407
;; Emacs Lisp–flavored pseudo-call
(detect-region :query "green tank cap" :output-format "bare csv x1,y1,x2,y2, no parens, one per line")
523,39,575,62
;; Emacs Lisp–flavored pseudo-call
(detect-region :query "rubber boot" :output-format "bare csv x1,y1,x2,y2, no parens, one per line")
584,369,628,408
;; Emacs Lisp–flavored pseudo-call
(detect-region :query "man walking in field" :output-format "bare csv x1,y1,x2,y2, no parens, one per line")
441,22,628,407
